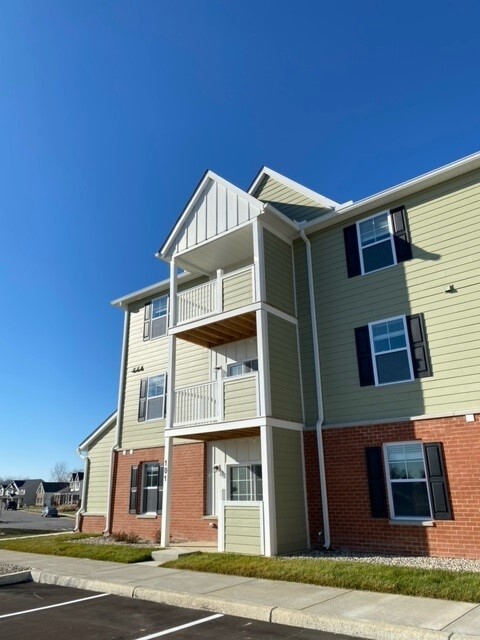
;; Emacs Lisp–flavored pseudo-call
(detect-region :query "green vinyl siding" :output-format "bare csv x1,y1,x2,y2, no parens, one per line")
268,314,303,423
254,175,331,223
272,428,308,553
224,376,258,421
305,168,480,424
224,505,262,554
84,420,116,515
263,229,295,316
223,268,253,312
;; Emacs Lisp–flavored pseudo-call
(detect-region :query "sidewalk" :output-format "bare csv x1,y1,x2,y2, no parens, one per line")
0,548,479,640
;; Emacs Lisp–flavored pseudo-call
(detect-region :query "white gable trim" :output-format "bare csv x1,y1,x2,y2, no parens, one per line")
79,412,117,451
248,166,340,210
159,170,265,260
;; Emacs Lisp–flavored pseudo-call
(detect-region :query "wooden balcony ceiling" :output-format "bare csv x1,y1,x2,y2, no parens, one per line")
175,427,260,442
177,311,256,348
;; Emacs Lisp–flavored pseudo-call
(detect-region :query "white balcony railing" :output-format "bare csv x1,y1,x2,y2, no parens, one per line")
173,373,258,428
175,265,254,326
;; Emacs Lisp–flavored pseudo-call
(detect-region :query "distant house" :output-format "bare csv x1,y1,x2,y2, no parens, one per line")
36,482,69,507
53,472,84,507
8,480,43,507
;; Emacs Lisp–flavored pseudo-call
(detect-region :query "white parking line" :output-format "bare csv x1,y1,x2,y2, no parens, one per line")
0,592,109,619
134,613,224,639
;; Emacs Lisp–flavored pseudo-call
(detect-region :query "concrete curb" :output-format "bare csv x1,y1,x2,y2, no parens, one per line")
29,571,480,640
0,571,32,586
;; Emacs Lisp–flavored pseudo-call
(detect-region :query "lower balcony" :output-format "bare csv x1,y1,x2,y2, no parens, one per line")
173,373,259,428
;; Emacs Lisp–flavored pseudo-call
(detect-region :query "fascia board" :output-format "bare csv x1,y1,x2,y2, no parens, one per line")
78,411,117,450
305,151,480,235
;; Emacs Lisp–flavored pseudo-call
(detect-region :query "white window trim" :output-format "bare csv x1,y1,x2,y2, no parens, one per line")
227,359,259,378
146,373,167,421
141,462,163,515
368,315,414,387
227,462,263,502
357,210,397,276
150,295,169,339
383,441,433,522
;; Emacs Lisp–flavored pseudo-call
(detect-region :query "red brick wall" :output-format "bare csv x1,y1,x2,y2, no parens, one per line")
80,514,106,533
109,443,217,543
317,415,480,558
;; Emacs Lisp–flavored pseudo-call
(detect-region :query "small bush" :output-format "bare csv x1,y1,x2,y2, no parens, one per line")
57,504,77,512
112,530,140,544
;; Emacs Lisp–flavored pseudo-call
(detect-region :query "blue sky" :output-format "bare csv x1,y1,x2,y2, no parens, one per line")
0,1,479,480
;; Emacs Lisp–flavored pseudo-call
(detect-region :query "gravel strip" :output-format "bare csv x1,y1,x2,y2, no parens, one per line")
289,549,480,573
0,563,30,576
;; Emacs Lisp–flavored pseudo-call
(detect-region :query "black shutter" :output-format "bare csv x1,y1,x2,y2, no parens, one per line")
157,464,164,514
407,314,432,378
129,466,138,514
365,447,388,518
390,206,412,263
138,378,148,422
143,303,151,341
424,443,452,520
343,224,361,278
355,326,375,386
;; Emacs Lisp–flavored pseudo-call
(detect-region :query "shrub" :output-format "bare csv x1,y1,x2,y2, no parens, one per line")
112,531,140,544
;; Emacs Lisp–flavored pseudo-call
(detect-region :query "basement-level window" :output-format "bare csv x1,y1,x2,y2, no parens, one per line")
228,464,262,501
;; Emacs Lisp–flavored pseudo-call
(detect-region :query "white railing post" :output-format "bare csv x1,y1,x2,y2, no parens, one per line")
218,374,224,422
216,269,224,313
169,258,177,328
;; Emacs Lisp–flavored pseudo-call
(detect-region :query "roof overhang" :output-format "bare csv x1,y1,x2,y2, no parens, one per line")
79,411,117,451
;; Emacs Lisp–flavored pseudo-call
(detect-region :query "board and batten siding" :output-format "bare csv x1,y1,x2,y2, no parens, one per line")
263,229,295,316
222,268,253,312
224,375,258,421
84,420,116,514
305,168,480,424
267,314,303,423
253,175,331,223
272,427,308,554
224,504,262,554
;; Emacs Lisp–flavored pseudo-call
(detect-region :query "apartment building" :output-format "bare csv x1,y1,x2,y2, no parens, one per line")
79,152,480,558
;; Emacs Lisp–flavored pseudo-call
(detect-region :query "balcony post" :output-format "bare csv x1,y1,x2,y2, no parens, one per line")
169,257,177,328
252,218,266,303
161,334,176,548
216,269,224,313
256,308,271,417
260,424,277,556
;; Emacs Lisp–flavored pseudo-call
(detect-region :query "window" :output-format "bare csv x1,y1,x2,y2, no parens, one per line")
384,443,431,519
355,313,431,387
143,296,168,341
138,374,166,422
343,206,412,277
129,463,164,514
228,464,262,501
227,359,258,377
365,443,452,521
369,316,413,385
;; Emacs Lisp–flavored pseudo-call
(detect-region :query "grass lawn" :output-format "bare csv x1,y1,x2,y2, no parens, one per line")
0,533,157,563
0,529,58,539
163,552,480,603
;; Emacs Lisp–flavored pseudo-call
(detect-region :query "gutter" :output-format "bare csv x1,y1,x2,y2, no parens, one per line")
75,448,89,532
298,226,331,549
105,309,130,534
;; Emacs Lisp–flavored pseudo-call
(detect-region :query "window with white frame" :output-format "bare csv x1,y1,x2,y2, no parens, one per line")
141,462,163,514
369,316,413,385
147,375,166,420
383,443,431,520
227,359,258,377
357,211,396,274
151,296,168,338
228,464,263,501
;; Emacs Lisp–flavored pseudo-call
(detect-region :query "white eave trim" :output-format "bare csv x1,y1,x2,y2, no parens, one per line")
305,150,480,235
79,411,117,451
248,165,341,210
158,170,266,260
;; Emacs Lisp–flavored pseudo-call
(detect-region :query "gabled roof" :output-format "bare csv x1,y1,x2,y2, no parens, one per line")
158,170,265,261
79,411,117,451
38,482,69,493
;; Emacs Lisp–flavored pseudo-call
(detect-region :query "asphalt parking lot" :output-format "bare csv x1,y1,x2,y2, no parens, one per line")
0,582,358,640
0,509,75,532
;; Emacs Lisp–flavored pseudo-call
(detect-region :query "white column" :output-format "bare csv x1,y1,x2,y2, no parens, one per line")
256,308,271,417
160,435,173,548
216,269,224,313
252,218,266,303
260,424,277,556
169,257,177,328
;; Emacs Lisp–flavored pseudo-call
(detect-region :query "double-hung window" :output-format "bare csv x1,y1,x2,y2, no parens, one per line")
228,464,263,501
129,462,164,515
227,359,258,377
369,316,413,385
343,206,412,277
138,374,166,421
384,443,431,520
143,296,168,340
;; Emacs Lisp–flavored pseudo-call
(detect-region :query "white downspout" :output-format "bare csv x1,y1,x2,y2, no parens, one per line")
105,308,130,534
299,227,331,549
75,448,89,532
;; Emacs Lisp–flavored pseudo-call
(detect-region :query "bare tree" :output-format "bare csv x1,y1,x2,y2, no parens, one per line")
50,461,69,482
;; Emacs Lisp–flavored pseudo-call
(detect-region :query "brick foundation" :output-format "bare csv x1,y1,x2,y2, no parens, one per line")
318,414,480,558
109,443,217,543
80,514,106,533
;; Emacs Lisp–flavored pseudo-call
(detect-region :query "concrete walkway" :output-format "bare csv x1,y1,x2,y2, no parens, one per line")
0,548,479,640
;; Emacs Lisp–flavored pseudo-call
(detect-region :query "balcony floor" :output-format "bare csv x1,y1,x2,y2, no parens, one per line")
175,311,256,348
170,426,260,442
